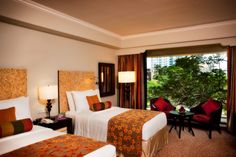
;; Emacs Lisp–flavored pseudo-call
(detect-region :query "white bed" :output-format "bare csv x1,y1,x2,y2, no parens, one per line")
66,107,167,142
0,125,116,157
59,70,168,157
0,96,116,157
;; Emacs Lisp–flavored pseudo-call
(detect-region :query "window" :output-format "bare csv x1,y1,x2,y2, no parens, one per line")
146,45,227,118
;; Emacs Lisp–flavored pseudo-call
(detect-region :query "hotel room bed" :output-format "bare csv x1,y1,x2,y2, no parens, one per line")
0,125,116,157
67,107,167,142
66,106,167,157
58,70,168,157
0,68,116,157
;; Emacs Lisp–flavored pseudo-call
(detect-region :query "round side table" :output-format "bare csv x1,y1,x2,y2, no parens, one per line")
169,110,195,138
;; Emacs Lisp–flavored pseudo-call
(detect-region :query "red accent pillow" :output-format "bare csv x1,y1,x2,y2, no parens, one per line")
0,118,33,138
90,101,112,111
201,99,219,116
154,97,169,111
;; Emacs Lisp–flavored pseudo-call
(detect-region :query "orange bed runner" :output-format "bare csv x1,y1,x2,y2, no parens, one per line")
107,109,160,157
1,134,107,157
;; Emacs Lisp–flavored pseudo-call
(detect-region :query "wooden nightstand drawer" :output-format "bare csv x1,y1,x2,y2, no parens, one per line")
56,127,67,133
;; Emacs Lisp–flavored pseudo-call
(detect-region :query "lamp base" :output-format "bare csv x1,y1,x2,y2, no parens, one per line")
46,99,52,118
124,83,132,108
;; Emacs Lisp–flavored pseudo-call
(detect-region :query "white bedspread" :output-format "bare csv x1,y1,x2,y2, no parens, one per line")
71,107,167,141
0,125,116,157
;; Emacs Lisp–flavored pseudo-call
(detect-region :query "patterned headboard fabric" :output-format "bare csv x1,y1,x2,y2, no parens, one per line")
58,70,96,113
0,68,27,100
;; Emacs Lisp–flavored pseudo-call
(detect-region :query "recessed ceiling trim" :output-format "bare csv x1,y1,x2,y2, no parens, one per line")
0,15,119,49
21,0,121,38
121,19,236,40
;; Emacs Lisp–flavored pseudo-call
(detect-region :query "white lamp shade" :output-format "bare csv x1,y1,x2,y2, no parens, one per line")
39,85,58,100
118,71,135,83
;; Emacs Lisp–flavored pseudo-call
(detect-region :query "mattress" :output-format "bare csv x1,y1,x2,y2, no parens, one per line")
67,107,167,141
0,125,116,157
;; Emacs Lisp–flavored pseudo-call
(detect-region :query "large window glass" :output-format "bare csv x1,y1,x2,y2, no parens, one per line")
146,52,227,117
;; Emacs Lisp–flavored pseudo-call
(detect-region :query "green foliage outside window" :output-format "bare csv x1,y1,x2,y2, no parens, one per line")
147,55,227,116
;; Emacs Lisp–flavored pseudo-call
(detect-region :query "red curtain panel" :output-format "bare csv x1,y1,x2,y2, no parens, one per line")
227,46,236,134
118,53,145,109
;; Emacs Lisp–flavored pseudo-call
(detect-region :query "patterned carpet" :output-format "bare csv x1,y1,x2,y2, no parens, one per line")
156,125,236,157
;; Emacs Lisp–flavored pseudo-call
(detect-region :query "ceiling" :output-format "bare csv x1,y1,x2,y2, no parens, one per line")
32,0,236,36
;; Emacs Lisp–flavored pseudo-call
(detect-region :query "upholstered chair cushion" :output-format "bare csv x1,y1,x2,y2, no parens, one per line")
154,97,170,111
201,99,219,116
193,114,210,123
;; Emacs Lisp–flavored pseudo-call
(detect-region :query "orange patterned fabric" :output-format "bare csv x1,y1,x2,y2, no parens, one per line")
1,134,107,157
0,68,27,100
86,95,100,106
58,70,96,113
107,109,160,157
0,107,16,125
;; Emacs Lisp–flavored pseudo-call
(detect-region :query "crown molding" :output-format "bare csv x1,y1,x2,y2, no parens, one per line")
116,36,236,56
19,0,121,39
121,19,236,40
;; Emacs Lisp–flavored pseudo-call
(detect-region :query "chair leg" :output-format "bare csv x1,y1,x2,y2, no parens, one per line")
209,126,212,139
217,125,221,134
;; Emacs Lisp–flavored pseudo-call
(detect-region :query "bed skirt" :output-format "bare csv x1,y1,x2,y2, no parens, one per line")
118,126,168,157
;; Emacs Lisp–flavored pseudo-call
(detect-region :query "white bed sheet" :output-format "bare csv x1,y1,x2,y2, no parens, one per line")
0,125,116,157
70,107,167,141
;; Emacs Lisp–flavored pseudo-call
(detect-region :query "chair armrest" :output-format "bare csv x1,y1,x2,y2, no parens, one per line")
209,106,222,124
151,103,158,111
150,98,158,111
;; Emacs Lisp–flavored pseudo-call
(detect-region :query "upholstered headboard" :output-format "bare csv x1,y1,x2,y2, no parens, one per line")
0,68,27,100
58,70,96,113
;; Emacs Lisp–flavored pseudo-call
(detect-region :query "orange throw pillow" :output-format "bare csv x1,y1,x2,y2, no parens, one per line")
0,107,16,125
86,95,100,106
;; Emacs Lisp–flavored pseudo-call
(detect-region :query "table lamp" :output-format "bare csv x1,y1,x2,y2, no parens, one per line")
39,85,58,118
118,71,135,106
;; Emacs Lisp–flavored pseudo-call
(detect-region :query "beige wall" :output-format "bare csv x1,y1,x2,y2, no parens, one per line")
0,21,117,119
1,0,235,119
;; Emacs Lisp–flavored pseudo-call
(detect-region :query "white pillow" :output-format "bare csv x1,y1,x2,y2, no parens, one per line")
66,91,76,111
72,90,93,112
0,96,32,120
72,89,101,112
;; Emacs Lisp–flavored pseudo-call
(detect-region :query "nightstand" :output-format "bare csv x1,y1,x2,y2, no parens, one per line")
33,117,73,134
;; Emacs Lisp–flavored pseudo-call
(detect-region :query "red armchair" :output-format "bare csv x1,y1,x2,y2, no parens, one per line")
190,99,222,139
150,97,175,118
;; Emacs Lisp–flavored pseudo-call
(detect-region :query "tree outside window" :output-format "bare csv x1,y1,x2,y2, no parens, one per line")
147,53,227,116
